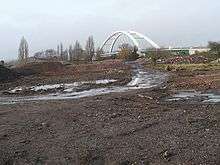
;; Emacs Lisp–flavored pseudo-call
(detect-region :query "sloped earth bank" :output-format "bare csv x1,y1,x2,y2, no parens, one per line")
0,61,219,165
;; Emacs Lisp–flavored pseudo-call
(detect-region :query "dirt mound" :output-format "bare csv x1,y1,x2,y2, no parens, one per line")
67,60,129,75
15,62,65,76
165,55,208,64
170,71,220,90
0,65,19,82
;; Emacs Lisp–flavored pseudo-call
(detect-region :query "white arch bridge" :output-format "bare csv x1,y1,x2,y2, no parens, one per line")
100,31,160,56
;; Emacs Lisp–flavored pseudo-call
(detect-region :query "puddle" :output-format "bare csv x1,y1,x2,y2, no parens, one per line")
6,79,117,94
9,87,23,93
0,65,167,105
168,90,220,103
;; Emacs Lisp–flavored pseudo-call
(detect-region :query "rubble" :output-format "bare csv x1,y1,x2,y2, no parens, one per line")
165,55,208,64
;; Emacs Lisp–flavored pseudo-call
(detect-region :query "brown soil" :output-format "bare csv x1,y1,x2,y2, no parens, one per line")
0,65,19,82
0,60,219,165
0,60,131,91
168,70,220,90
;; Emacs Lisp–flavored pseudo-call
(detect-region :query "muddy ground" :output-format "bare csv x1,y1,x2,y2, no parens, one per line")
0,60,219,165
0,60,132,92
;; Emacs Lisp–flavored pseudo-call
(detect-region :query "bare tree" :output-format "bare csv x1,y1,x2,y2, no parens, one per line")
18,37,29,64
63,49,69,61
69,45,74,62
118,44,139,60
73,41,83,63
95,47,104,61
57,45,60,56
118,43,133,60
85,36,95,62
60,43,64,60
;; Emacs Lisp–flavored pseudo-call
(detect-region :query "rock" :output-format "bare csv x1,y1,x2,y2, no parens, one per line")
110,113,122,119
38,122,49,130
137,94,153,100
20,139,31,144
41,122,49,127
162,150,173,161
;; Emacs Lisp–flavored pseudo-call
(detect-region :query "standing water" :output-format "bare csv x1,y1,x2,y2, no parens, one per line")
0,64,167,105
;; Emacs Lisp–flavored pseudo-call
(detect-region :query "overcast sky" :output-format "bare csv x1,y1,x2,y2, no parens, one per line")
0,0,219,60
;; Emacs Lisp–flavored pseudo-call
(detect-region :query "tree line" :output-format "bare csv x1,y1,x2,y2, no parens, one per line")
18,36,220,65
18,36,104,64
57,37,93,63
55,36,105,63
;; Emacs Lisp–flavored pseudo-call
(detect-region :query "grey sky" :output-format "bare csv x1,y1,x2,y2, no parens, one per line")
0,0,219,60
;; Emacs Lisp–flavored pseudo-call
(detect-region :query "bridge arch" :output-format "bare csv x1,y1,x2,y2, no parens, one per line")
100,31,160,55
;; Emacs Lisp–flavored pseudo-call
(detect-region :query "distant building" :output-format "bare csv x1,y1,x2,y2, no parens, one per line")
167,47,210,56
188,47,210,55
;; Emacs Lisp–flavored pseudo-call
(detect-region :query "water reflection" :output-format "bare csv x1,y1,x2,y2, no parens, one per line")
0,67,167,105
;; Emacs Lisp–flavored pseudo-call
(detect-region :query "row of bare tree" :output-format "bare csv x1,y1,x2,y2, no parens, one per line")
18,36,104,64
57,36,103,63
